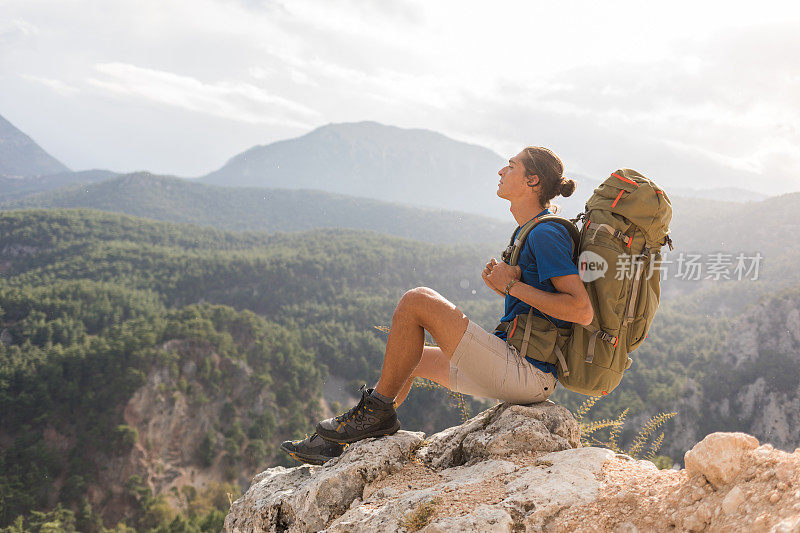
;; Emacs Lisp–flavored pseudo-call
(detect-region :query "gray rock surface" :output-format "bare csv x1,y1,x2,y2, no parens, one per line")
503,447,615,531
224,401,584,532
421,505,514,532
224,430,424,532
417,400,580,470
223,404,800,532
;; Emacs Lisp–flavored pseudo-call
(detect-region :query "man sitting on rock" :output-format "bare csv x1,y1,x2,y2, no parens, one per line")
282,146,593,465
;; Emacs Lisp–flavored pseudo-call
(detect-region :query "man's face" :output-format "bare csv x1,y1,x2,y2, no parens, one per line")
497,150,539,201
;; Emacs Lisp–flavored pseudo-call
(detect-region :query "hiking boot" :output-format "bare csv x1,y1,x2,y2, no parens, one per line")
316,384,401,444
280,433,344,466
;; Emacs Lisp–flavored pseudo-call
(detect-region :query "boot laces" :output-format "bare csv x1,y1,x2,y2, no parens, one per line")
334,384,369,424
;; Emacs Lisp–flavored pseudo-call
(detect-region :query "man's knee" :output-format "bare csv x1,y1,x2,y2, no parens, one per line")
394,286,440,321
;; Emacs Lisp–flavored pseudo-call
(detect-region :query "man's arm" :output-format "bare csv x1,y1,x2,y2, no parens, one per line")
485,261,593,325
507,273,593,326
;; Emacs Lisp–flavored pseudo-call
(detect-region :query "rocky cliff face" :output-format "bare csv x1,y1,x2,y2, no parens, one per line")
223,401,800,532
92,337,300,524
661,288,800,461
707,294,800,448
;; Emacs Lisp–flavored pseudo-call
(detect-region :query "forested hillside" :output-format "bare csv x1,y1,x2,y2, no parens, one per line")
0,170,119,202
0,209,496,531
6,172,799,276
1,208,797,531
0,172,508,245
0,290,318,531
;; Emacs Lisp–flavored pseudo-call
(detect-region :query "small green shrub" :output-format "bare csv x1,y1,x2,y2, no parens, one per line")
113,425,139,452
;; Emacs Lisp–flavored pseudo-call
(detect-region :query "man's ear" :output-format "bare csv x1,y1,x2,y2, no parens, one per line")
526,174,540,189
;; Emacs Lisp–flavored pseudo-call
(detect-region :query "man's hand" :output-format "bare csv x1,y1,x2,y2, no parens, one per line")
482,258,521,296
482,258,504,297
487,261,522,292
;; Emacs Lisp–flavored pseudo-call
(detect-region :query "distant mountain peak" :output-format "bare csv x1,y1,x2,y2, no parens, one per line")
0,114,70,177
200,120,510,218
305,120,485,148
313,120,423,134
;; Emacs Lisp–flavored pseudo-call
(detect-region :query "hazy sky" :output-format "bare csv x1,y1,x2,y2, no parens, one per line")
2,0,800,192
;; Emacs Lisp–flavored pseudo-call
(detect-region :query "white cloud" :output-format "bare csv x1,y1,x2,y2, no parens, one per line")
248,66,275,80
0,17,39,45
86,62,321,128
521,25,800,182
1,0,800,189
19,73,79,96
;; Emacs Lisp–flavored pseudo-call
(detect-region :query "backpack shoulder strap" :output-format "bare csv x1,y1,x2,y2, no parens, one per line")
501,216,541,266
501,214,580,267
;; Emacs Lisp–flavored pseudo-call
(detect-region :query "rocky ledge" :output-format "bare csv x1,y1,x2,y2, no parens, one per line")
224,401,800,532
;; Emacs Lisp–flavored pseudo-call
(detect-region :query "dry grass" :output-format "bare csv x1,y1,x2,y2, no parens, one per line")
399,497,441,532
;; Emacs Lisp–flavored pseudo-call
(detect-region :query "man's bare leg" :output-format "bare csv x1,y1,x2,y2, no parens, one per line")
375,287,469,400
284,343,454,464
393,346,451,407
315,287,468,443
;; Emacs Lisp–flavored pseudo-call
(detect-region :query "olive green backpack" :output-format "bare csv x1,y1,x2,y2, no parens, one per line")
499,169,673,396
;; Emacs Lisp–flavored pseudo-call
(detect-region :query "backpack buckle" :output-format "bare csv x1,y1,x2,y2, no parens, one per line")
598,331,618,346
613,229,631,245
501,245,513,263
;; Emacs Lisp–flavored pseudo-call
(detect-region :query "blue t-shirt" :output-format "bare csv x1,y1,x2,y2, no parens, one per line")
494,208,579,377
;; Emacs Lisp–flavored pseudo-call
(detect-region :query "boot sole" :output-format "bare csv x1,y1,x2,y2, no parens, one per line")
279,442,340,466
316,420,401,444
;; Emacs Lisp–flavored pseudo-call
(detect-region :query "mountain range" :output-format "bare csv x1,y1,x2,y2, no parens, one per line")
0,114,768,221
197,120,769,218
0,169,119,202
0,114,70,178
3,114,796,357
0,172,509,245
2,169,794,262
198,121,515,219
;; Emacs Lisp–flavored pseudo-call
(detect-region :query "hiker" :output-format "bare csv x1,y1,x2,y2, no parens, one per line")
282,146,592,465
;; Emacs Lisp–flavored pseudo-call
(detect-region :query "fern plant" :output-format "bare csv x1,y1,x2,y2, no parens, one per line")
572,395,676,462
412,377,472,422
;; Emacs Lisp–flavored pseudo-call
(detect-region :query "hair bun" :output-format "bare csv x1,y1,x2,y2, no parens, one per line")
559,177,576,198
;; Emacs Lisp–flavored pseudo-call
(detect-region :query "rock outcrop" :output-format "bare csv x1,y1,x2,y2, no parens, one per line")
684,432,759,488
661,290,800,461
93,337,297,523
224,402,800,532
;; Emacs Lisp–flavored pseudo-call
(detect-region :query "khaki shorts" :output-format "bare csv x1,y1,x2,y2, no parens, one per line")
449,320,557,404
